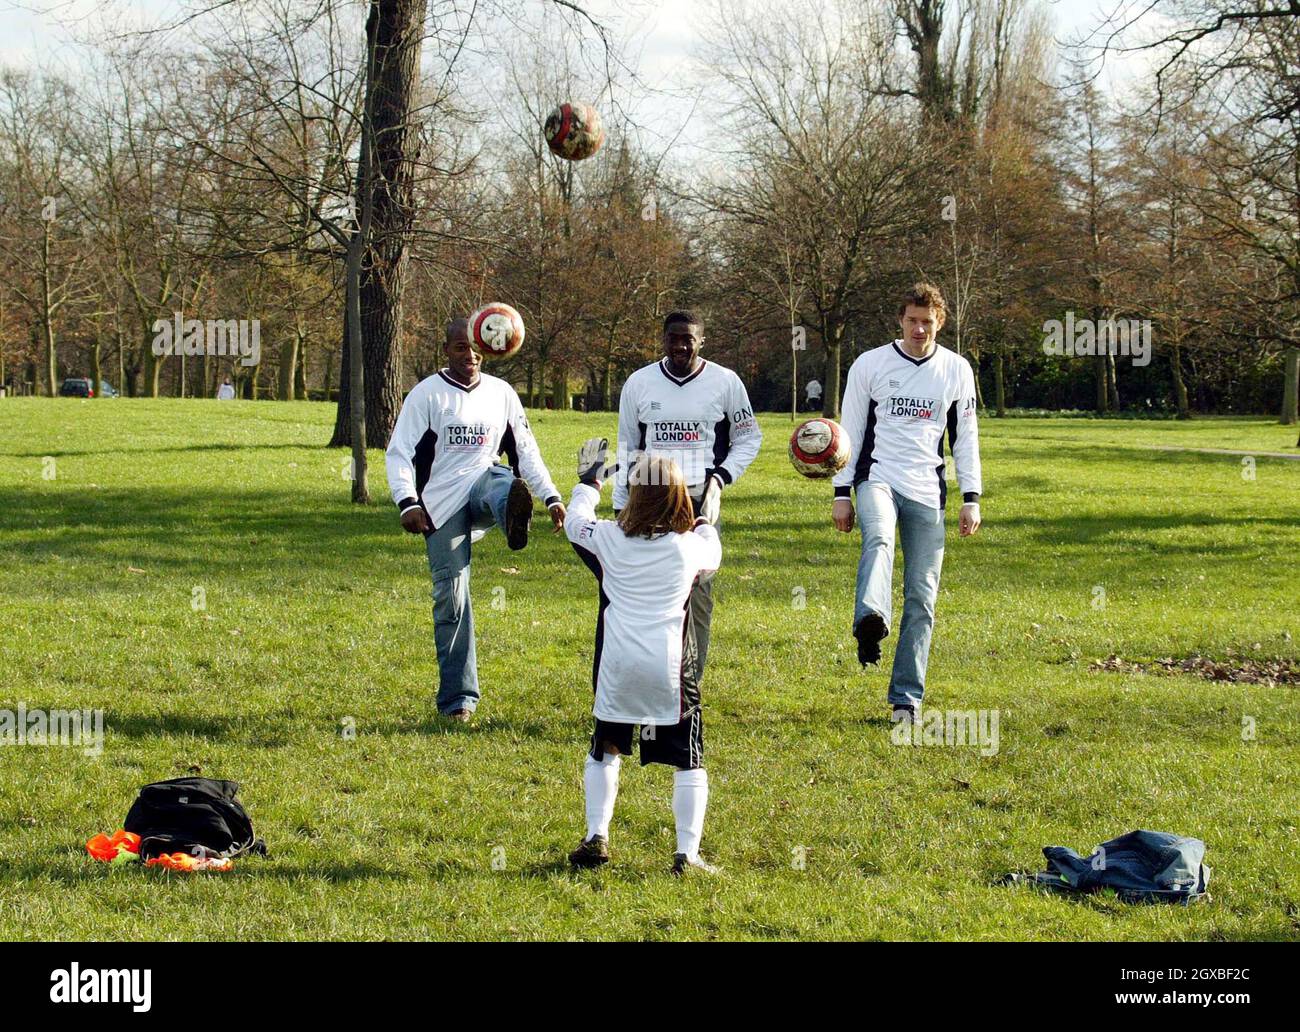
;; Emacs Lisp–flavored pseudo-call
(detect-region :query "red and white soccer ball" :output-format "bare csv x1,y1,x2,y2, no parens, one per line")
543,101,604,161
470,302,525,359
789,418,850,479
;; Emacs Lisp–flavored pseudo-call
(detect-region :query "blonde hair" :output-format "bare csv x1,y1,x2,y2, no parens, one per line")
617,455,695,538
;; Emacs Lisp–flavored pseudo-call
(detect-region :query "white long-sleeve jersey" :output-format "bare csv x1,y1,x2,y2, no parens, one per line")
565,483,722,725
612,358,762,510
832,342,982,509
385,370,560,533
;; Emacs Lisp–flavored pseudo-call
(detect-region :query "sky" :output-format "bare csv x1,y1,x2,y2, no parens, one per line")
0,0,1159,156
0,1,1153,72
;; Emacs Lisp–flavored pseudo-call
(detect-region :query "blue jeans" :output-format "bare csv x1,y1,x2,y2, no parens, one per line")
854,481,946,709
424,463,515,714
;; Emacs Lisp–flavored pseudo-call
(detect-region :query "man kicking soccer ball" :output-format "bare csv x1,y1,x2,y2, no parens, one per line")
612,310,761,676
385,318,565,721
565,442,722,876
831,283,983,724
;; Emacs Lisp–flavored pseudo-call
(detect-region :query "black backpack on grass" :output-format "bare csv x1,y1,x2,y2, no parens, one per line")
124,777,267,861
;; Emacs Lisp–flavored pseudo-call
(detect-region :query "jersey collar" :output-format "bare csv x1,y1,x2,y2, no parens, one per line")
658,357,707,386
892,340,938,366
439,369,481,392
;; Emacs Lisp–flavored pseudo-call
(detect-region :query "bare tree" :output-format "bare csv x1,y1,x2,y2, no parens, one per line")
701,0,930,417
0,71,91,396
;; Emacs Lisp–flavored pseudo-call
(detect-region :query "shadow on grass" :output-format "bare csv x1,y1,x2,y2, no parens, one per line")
100,709,568,746
518,858,577,879
0,484,591,583
382,715,569,742
4,442,326,459
106,713,249,740
0,857,405,885
234,860,411,883
3,854,688,892
0,486,435,588
738,507,1297,558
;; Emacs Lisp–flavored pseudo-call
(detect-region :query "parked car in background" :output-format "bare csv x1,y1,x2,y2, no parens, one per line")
99,380,119,397
59,377,94,398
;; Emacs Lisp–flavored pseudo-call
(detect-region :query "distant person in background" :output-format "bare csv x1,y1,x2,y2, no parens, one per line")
216,377,236,401
805,378,822,412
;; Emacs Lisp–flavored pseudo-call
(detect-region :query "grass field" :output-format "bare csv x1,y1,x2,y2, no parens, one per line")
1,398,1297,941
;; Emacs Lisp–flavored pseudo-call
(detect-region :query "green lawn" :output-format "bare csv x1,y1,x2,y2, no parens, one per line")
0,398,1296,940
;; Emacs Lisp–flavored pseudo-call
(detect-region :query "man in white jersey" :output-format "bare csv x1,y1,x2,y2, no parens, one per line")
386,318,565,721
831,283,983,723
612,310,761,674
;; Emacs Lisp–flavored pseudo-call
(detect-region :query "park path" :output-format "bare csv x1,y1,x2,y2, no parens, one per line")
1014,435,1300,460
1137,444,1300,460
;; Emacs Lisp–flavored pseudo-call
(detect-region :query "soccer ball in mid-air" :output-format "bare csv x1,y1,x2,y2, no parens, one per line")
544,101,604,161
789,418,850,479
470,302,525,358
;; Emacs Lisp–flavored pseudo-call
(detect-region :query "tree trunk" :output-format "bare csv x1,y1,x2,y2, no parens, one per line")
41,225,57,396
278,329,299,401
346,231,370,502
1107,351,1119,411
791,344,798,421
145,344,162,397
296,331,309,399
91,336,102,400
1171,340,1190,419
43,317,57,396
822,323,844,419
969,345,984,409
1281,346,1299,425
328,0,428,448
1095,353,1107,412
552,367,567,410
994,347,1006,417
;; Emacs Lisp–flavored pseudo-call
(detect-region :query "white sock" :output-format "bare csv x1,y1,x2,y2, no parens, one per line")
672,768,709,859
584,753,621,840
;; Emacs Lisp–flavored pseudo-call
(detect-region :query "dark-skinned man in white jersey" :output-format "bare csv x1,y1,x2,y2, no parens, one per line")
611,310,762,680
386,318,565,721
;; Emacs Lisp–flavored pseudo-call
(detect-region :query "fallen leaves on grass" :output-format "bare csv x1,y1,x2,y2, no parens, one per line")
1091,652,1300,686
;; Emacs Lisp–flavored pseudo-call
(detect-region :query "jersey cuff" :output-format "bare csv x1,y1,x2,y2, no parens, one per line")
397,497,420,513
962,492,981,504
707,467,732,486
544,494,562,508
833,485,851,499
